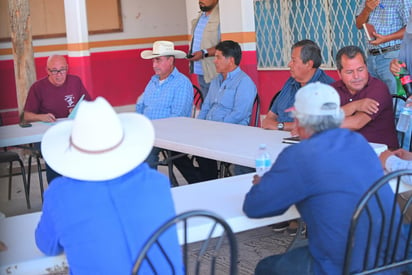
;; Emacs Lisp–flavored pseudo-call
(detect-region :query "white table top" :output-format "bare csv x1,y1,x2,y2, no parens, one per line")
0,172,298,273
152,117,388,167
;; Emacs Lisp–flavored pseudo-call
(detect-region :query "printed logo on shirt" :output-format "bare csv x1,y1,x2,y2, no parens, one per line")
65,95,76,108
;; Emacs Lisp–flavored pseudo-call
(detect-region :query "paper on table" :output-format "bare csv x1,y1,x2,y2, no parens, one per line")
68,94,85,120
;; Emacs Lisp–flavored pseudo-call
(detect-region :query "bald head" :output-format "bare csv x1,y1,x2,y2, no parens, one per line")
46,55,68,87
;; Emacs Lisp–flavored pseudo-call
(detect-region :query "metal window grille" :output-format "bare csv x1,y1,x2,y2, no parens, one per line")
254,0,367,69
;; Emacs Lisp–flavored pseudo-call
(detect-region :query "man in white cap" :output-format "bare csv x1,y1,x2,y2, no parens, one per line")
136,40,193,169
36,97,182,274
243,82,397,274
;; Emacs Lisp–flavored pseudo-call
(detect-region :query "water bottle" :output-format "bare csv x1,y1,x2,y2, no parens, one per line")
255,144,272,177
396,98,412,132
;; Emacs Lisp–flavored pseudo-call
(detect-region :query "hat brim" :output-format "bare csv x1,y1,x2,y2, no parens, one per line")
141,50,186,59
41,113,155,181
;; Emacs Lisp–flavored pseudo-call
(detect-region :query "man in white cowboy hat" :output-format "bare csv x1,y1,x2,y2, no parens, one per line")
136,40,193,169
243,82,398,274
36,97,182,274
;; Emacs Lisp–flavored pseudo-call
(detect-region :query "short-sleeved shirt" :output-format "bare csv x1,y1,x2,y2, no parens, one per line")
24,75,91,118
270,69,335,122
332,75,398,149
356,0,412,49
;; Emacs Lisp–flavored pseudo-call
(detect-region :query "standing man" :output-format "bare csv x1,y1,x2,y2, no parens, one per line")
23,54,91,183
187,0,220,98
261,40,334,131
332,45,398,149
24,55,91,123
136,41,193,169
355,0,412,94
243,82,398,274
174,40,257,183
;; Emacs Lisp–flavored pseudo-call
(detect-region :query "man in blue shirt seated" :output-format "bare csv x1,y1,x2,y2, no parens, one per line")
174,40,257,183
261,39,334,133
243,82,398,274
36,97,182,274
136,40,193,169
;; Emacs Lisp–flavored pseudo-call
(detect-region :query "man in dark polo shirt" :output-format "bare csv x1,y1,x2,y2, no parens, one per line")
332,45,398,149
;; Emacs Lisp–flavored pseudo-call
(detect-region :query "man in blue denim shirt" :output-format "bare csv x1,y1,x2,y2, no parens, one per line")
136,41,193,169
261,40,334,133
174,40,257,183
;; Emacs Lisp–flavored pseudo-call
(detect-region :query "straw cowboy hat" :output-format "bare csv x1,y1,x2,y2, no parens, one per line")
41,97,155,181
141,40,186,59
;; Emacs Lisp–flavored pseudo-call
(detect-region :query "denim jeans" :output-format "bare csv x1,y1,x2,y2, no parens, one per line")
144,147,162,169
255,246,314,275
367,50,400,95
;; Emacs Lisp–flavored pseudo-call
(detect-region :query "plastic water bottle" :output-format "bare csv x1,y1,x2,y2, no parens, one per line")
255,144,272,177
396,98,412,132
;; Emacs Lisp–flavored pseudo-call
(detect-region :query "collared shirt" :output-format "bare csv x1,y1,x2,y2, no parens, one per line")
35,164,183,275
136,67,193,120
270,69,334,122
356,0,412,49
332,75,398,149
243,128,399,274
198,66,257,125
193,13,209,75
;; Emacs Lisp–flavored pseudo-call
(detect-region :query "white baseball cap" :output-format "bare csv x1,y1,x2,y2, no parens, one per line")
286,82,341,116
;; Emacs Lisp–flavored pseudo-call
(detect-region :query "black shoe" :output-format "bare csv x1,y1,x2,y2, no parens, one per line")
271,221,289,232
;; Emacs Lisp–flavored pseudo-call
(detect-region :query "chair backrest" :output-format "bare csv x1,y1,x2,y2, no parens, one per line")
250,94,261,127
392,94,407,119
343,170,412,275
192,84,204,118
268,90,281,112
132,210,238,275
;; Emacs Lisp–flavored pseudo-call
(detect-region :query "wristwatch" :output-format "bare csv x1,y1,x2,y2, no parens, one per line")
202,49,209,58
277,122,284,130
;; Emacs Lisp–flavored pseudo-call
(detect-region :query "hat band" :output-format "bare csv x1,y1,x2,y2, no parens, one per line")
69,134,125,154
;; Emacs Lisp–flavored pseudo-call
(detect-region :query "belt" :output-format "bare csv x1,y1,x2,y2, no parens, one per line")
368,44,401,56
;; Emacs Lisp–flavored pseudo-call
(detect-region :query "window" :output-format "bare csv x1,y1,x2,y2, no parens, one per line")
254,0,366,69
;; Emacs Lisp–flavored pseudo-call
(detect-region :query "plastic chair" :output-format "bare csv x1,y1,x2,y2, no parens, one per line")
0,115,30,209
0,149,31,209
343,170,412,274
192,84,204,118
131,210,238,275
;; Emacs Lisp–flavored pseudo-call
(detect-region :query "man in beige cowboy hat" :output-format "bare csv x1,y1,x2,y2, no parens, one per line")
136,40,193,169
36,97,182,274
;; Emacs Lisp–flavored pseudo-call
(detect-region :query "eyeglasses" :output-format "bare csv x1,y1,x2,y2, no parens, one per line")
48,68,67,75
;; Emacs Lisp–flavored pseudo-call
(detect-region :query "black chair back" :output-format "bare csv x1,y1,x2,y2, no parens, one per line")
343,170,412,274
132,210,238,275
250,94,261,127
192,84,204,118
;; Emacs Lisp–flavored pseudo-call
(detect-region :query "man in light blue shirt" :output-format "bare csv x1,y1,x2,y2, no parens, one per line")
174,40,257,183
356,0,412,94
136,41,193,169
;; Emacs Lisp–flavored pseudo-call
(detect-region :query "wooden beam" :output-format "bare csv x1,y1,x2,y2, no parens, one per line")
8,0,36,118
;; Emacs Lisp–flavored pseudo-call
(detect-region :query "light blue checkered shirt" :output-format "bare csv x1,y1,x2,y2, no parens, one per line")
193,13,209,75
136,67,193,120
357,0,412,49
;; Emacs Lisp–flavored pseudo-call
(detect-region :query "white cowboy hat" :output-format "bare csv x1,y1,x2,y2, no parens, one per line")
141,40,186,59
41,97,155,181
